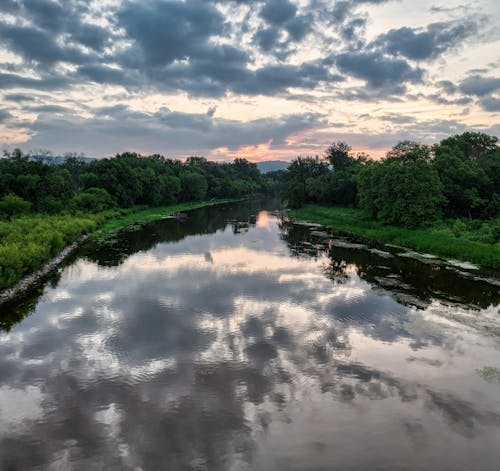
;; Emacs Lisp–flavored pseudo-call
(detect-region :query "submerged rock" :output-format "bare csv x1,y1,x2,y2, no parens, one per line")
310,230,331,238
399,251,443,265
329,239,367,250
294,220,323,228
446,259,479,270
369,248,394,258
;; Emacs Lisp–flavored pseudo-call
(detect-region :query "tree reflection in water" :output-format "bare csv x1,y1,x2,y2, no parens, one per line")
0,201,499,470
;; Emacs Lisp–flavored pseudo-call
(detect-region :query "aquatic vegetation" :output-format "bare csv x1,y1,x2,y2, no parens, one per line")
290,205,500,268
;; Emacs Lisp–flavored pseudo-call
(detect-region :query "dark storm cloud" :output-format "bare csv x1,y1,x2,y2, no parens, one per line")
332,1,353,22
75,64,140,88
260,0,297,24
479,96,500,112
23,105,325,155
27,104,70,113
0,109,12,123
0,0,488,101
373,19,478,60
436,80,457,95
253,26,282,52
340,17,367,41
459,75,500,96
455,75,500,111
331,0,398,23
3,93,38,102
430,95,472,106
335,51,423,88
0,22,93,66
117,0,226,67
0,0,111,66
69,23,111,52
0,0,497,155
285,13,312,41
336,84,408,101
252,12,312,58
0,72,70,91
232,62,344,95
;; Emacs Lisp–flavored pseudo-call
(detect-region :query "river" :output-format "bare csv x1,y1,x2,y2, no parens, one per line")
0,200,499,470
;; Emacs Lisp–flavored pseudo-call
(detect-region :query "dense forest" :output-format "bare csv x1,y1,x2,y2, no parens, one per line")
0,152,279,289
0,151,280,214
283,132,499,233
0,131,499,290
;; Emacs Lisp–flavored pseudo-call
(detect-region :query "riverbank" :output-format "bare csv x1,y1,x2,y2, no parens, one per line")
0,198,239,296
290,205,500,269
93,198,239,239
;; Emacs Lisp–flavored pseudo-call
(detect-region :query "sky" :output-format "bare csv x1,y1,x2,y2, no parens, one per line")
0,0,499,161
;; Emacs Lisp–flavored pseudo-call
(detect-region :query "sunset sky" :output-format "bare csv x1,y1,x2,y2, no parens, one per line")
0,0,499,161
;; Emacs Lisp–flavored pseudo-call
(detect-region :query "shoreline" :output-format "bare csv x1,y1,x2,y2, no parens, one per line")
0,198,239,306
92,198,241,239
289,205,500,271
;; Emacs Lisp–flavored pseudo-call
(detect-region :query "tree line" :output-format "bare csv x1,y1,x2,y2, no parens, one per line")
282,132,500,228
0,151,281,219
1,131,498,229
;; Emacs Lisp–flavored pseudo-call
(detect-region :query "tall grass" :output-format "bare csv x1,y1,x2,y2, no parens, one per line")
0,213,104,289
0,199,240,291
290,205,500,268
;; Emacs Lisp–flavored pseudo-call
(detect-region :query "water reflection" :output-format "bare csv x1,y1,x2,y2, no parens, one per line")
0,201,499,470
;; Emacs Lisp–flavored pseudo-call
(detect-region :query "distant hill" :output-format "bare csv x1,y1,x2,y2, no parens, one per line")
257,160,289,173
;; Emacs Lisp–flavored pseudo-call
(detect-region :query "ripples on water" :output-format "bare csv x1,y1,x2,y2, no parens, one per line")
0,200,499,470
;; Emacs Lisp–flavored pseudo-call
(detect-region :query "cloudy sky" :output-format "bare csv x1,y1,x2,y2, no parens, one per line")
0,0,499,161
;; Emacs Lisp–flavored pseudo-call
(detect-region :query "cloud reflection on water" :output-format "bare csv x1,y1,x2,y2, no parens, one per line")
0,203,499,470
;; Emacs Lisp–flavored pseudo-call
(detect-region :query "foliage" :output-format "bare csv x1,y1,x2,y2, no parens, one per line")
0,213,102,289
0,194,31,220
180,170,208,201
433,132,499,218
282,156,328,208
71,188,117,212
283,143,367,209
290,205,500,268
0,150,265,213
282,133,499,228
358,143,445,227
0,149,267,291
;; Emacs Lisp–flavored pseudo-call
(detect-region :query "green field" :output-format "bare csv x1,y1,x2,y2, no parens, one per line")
290,205,500,269
0,199,239,291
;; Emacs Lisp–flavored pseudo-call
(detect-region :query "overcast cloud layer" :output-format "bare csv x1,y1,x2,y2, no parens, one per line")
0,0,499,160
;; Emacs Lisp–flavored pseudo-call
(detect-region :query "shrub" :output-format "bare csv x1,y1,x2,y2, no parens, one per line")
0,194,31,220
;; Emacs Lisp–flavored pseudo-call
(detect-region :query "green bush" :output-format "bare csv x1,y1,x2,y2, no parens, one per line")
72,188,116,212
0,194,31,220
0,214,99,289
452,219,467,238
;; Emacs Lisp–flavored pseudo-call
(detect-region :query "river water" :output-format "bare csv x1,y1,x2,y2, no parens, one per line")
0,200,499,470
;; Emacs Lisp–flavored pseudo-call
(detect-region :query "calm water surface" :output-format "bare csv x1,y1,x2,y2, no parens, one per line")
1,200,499,470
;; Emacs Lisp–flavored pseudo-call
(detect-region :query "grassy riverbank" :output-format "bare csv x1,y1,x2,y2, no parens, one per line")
93,198,239,238
290,205,500,269
0,199,238,291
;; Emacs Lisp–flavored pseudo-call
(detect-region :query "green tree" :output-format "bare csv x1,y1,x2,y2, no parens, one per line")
283,156,328,208
358,143,445,227
433,132,499,218
0,194,31,220
180,171,208,201
324,142,352,171
72,188,116,212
